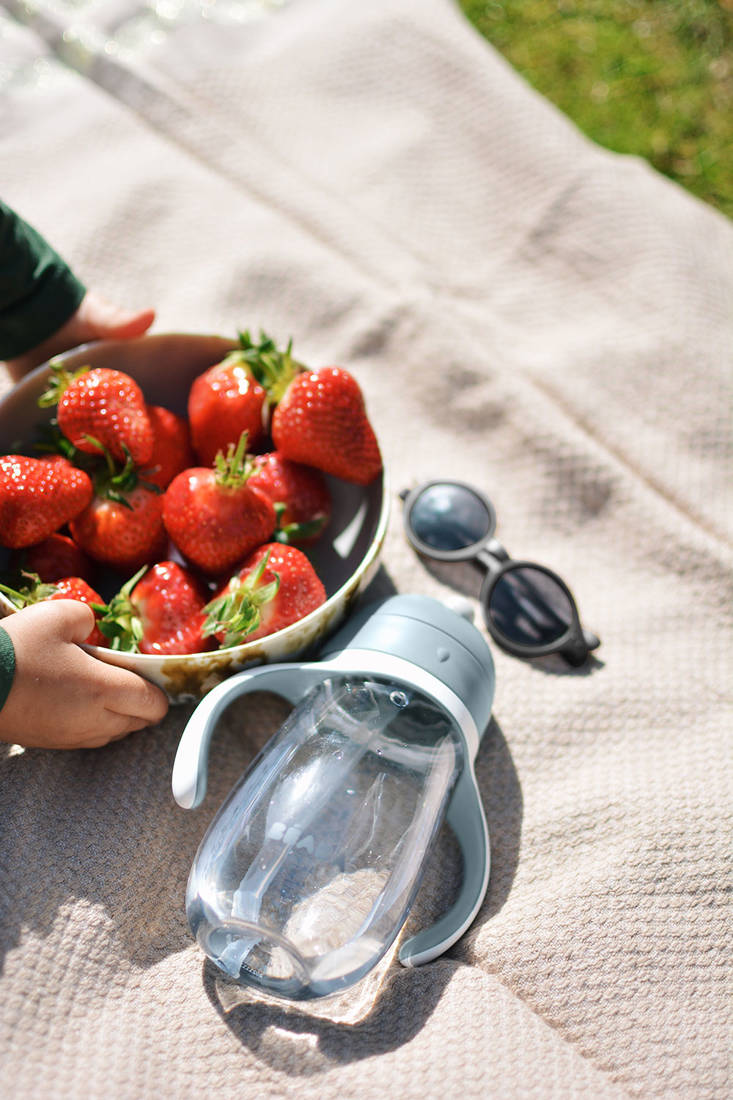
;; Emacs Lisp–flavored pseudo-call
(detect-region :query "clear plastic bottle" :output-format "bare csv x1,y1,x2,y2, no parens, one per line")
175,595,495,1001
187,676,464,999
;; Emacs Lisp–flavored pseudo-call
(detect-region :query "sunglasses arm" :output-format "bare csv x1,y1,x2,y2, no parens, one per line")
398,758,490,967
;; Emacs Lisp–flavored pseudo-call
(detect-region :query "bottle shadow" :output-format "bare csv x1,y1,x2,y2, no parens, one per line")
202,716,522,1074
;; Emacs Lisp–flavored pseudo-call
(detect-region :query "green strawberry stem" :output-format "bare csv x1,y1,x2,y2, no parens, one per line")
274,517,326,543
96,566,148,651
202,551,279,649
0,573,57,607
33,420,87,465
87,444,159,507
270,502,326,544
214,430,256,487
236,329,303,404
37,360,90,409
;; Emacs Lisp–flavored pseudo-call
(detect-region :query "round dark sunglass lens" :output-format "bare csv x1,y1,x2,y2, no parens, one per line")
409,484,492,552
487,566,574,647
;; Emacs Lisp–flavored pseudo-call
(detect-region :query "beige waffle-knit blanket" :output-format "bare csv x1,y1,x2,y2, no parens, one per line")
1,0,731,1096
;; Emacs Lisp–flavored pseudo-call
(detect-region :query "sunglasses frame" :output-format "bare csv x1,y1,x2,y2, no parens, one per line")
400,480,599,666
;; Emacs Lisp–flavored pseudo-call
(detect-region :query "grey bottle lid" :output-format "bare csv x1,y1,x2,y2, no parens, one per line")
320,594,495,740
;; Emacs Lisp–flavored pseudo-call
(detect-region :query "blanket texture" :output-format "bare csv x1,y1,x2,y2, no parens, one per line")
1,0,731,1096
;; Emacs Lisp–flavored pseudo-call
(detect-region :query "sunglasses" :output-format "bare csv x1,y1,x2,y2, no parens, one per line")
400,480,600,666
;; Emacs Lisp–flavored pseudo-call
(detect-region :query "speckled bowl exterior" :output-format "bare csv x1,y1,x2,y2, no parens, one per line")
0,334,389,702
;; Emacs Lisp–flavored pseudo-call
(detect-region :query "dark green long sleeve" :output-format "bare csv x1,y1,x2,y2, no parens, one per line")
0,623,16,713
0,200,86,360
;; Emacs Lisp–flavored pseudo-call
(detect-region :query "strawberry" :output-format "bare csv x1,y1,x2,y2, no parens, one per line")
188,331,296,465
98,562,215,656
249,452,331,544
0,454,93,549
68,452,166,572
0,573,108,647
142,405,196,489
203,543,326,647
162,431,276,576
271,366,382,485
12,532,92,584
39,362,154,466
71,486,166,572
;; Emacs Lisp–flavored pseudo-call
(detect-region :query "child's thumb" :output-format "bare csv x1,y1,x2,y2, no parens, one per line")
46,598,97,644
82,293,155,341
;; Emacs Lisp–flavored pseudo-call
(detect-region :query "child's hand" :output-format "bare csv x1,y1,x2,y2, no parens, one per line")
0,600,169,749
3,292,155,382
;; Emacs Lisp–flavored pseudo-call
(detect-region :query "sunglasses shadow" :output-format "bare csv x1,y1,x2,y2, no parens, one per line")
416,554,484,598
525,650,605,677
415,555,604,677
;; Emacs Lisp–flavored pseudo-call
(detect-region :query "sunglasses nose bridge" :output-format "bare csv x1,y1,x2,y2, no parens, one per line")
476,538,509,571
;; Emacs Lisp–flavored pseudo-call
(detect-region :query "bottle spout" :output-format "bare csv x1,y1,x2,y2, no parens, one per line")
196,916,314,997
194,913,389,1001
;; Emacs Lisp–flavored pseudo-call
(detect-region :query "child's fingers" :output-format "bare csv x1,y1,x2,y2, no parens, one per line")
54,703,167,749
95,661,170,727
0,600,169,749
42,603,169,723
76,291,155,341
76,712,158,749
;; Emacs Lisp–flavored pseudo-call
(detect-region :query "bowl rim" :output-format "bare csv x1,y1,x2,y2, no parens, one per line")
0,334,390,665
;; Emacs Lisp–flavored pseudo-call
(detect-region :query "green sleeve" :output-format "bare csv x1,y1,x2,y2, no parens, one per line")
0,623,16,713
0,200,86,360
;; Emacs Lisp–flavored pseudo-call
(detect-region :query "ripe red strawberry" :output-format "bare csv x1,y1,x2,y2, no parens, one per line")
70,485,166,572
162,432,276,576
98,562,215,655
0,454,93,549
0,573,108,647
249,452,331,544
203,543,326,647
12,532,92,584
40,363,154,466
271,366,382,485
188,331,297,465
142,405,196,489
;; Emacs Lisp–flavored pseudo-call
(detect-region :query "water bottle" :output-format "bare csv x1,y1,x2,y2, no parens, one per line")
172,595,495,1001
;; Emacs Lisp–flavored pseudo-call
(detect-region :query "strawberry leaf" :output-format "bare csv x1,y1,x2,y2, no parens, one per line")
274,517,327,544
213,430,255,488
96,567,147,652
0,573,57,607
37,360,89,409
202,551,279,648
236,329,302,403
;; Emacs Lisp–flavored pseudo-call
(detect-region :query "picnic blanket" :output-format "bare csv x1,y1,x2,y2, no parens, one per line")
1,0,731,1096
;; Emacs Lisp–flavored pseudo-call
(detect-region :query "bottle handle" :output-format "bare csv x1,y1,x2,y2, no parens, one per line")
398,761,490,967
171,663,325,809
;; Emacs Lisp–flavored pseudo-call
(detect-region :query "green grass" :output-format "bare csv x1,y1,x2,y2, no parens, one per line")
459,0,733,218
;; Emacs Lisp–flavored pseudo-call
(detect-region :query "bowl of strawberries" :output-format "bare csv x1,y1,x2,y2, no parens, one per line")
0,331,388,701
